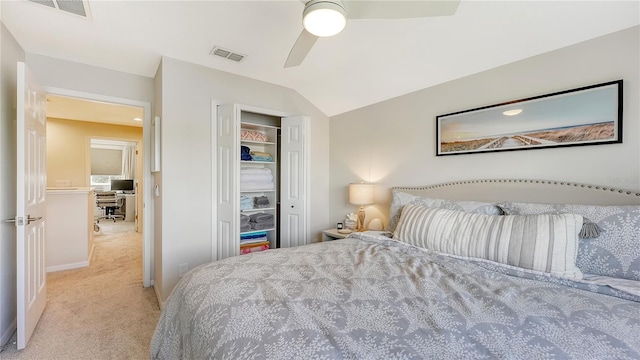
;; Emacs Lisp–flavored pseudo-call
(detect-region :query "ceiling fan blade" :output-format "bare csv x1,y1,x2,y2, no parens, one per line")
343,0,460,19
284,29,319,68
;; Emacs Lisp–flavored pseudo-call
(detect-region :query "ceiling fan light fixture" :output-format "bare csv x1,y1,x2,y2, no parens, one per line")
503,109,523,116
303,0,347,37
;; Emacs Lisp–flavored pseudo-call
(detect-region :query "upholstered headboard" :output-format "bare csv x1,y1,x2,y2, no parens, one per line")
393,179,640,206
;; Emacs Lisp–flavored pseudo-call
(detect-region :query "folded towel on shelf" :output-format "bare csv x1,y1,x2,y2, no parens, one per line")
250,213,274,223
240,146,252,161
241,242,269,250
240,182,275,191
241,243,269,251
240,244,269,255
250,151,271,158
250,151,273,162
240,231,268,240
251,222,274,230
240,223,252,233
240,196,253,210
241,168,272,175
253,196,270,208
251,156,272,162
240,238,268,245
240,237,268,246
240,214,250,225
240,235,268,245
240,167,273,186
240,236,269,246
240,173,274,183
240,129,268,142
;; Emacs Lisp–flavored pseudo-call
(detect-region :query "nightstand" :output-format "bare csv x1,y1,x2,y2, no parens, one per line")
321,228,351,241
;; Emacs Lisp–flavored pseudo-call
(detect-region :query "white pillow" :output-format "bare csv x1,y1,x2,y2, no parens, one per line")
393,204,584,279
386,190,503,232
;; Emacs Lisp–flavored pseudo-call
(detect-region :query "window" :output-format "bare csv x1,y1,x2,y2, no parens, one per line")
90,174,124,187
90,139,134,190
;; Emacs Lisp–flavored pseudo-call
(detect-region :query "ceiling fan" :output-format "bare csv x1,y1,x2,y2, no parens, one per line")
284,0,461,68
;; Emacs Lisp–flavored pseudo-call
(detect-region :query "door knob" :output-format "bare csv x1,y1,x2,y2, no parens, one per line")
5,215,41,225
27,215,43,224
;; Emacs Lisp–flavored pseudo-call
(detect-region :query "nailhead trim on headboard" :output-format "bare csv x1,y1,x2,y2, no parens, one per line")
393,179,640,198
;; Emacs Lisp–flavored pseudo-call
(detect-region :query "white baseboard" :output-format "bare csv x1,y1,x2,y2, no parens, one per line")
47,246,94,273
153,283,165,310
88,243,95,264
0,318,16,346
46,261,89,273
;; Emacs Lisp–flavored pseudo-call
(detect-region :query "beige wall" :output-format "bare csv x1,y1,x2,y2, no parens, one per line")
46,118,143,188
156,56,330,301
330,26,640,227
46,118,144,231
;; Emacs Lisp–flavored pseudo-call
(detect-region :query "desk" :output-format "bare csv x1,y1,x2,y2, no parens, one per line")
116,193,136,222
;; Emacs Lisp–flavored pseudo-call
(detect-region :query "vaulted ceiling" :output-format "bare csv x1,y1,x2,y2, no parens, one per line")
3,1,639,117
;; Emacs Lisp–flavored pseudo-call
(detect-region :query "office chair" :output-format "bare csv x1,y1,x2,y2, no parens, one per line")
95,191,124,223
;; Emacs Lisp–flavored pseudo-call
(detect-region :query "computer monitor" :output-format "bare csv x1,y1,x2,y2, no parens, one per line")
110,179,134,192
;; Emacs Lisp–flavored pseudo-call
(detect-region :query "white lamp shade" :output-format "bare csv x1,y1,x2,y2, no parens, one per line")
349,183,375,205
303,1,347,37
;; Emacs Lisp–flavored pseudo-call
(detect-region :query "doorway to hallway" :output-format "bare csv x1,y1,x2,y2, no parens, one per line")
44,89,153,287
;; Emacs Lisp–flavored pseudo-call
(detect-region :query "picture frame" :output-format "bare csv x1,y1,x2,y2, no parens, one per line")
436,80,623,156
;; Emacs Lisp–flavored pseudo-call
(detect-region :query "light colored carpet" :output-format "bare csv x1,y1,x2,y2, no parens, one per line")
1,223,160,360
94,220,137,234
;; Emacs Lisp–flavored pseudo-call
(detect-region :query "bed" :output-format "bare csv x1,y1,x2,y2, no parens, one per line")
150,179,640,359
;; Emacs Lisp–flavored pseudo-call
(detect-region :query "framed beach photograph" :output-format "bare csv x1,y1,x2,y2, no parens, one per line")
436,80,623,156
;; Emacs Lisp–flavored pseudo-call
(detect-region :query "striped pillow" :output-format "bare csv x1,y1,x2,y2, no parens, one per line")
393,204,584,279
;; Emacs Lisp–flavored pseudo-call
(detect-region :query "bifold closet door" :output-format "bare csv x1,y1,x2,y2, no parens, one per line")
215,104,239,259
280,116,310,248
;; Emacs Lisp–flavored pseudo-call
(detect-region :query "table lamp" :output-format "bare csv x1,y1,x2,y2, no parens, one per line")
349,182,375,232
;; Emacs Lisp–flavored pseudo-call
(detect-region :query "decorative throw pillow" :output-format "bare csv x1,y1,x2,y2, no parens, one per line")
499,202,640,281
386,190,502,232
393,204,584,279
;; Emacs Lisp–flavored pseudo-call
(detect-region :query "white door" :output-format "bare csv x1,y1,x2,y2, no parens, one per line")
215,104,240,259
15,62,47,350
280,116,309,248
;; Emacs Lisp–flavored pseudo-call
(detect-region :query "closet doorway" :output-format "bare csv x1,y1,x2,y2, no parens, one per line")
44,89,153,287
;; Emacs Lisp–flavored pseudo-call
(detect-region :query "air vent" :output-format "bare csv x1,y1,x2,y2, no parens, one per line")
210,46,246,63
28,0,91,19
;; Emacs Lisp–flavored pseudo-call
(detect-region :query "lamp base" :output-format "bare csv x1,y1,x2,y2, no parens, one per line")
356,205,366,232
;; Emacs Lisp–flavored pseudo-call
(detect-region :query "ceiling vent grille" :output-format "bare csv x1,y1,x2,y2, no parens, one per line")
27,0,91,19
210,46,246,63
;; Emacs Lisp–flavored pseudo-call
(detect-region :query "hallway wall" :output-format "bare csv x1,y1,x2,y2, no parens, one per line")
46,118,143,188
46,117,144,232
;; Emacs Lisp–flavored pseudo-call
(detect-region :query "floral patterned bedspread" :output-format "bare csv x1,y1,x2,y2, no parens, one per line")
150,233,640,359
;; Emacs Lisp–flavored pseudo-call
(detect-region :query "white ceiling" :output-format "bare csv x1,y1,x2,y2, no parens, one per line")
2,0,639,117
46,94,144,127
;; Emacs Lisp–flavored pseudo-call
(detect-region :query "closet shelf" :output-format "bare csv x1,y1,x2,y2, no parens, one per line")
241,207,276,213
241,140,275,145
240,160,275,164
240,189,276,193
